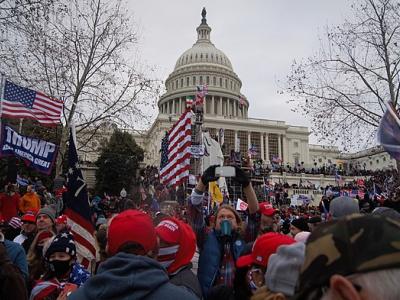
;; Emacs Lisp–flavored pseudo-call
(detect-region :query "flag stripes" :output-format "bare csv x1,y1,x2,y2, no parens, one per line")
160,110,192,187
1,80,63,126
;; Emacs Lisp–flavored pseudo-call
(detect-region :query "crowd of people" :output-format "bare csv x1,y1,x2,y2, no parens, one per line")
249,158,391,177
0,165,399,299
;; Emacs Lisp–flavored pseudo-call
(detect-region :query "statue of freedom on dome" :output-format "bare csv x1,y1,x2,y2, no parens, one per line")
201,7,207,24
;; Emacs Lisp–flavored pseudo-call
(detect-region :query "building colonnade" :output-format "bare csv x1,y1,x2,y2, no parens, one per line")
159,95,248,118
205,127,284,164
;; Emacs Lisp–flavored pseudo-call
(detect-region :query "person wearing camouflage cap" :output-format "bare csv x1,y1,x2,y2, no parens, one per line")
294,214,400,300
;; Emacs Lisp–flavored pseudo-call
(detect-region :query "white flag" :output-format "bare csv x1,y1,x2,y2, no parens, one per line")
236,198,248,211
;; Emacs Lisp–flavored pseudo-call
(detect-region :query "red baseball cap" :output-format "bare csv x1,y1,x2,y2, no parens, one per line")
156,217,197,274
259,202,278,217
156,218,181,244
236,232,295,268
107,209,157,256
21,211,36,223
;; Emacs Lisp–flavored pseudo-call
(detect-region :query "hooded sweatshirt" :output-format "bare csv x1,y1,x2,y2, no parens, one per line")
69,252,198,300
19,192,40,214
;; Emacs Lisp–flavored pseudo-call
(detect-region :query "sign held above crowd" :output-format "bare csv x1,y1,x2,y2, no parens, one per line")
0,125,58,174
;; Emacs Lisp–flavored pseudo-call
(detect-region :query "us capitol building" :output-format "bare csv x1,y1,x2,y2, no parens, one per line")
78,9,397,185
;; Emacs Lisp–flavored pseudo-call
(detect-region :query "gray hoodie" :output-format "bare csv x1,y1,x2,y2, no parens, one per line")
69,252,199,300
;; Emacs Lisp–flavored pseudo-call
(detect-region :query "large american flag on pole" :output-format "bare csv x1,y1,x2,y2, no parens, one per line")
160,109,192,187
65,127,96,271
1,80,63,126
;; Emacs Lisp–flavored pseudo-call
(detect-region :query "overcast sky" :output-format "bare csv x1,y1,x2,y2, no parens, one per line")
128,0,353,144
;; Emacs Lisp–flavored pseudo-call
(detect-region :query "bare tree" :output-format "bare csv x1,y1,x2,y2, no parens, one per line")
0,0,51,20
0,0,160,175
286,0,400,152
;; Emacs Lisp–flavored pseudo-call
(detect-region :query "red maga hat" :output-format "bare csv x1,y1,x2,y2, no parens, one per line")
236,232,295,268
107,209,157,256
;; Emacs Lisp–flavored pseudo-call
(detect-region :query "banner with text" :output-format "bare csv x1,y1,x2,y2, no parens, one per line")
0,125,58,175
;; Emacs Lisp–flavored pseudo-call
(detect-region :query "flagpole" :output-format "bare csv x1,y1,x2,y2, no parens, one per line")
18,118,23,134
0,74,6,141
207,182,211,215
70,120,77,146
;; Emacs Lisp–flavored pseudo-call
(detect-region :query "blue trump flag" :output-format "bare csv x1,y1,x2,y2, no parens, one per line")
65,127,96,269
377,102,400,160
0,124,58,174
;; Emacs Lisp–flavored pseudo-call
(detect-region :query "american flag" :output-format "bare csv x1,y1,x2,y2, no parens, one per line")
65,128,96,271
335,171,344,185
197,84,208,96
248,144,257,156
356,178,365,187
195,84,208,106
271,155,282,164
1,80,63,126
239,95,245,108
160,109,192,187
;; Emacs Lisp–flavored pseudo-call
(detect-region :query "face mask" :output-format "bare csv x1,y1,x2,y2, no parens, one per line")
220,219,232,237
157,244,179,270
49,260,72,278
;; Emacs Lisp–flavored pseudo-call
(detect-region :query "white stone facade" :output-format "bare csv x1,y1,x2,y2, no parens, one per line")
339,146,397,171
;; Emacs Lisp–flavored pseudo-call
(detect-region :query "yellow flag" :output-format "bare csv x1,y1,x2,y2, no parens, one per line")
209,181,223,204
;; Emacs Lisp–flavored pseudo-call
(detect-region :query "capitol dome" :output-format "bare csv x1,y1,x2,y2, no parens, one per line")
158,8,249,119
174,39,233,71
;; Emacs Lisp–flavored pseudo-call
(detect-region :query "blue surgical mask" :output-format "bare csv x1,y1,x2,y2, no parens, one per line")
220,219,232,237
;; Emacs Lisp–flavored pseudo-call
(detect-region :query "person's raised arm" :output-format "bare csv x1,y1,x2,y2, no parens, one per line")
187,165,219,249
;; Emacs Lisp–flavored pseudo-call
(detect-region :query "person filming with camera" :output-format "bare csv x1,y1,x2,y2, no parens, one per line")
187,165,259,298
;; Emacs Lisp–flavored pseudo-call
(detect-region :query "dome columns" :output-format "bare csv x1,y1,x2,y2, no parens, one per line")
158,95,248,119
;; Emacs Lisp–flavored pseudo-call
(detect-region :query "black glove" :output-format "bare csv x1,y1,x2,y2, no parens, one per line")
232,166,250,188
201,165,219,185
